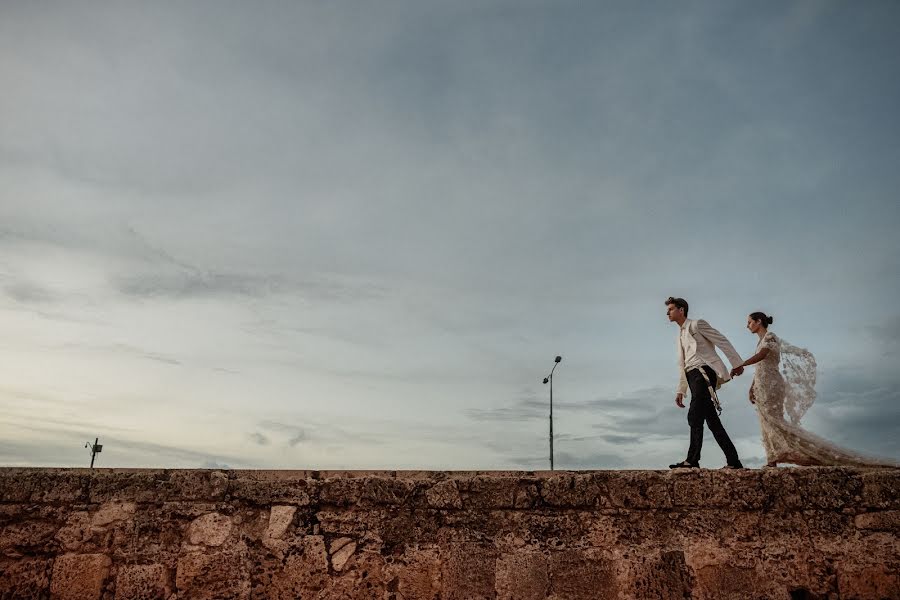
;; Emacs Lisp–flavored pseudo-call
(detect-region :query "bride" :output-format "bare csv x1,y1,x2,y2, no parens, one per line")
731,312,898,468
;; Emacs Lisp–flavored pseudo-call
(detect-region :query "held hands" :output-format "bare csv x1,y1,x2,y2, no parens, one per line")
675,393,685,408
730,365,745,378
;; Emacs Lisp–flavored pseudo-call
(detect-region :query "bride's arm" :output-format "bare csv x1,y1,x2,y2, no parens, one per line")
736,348,770,369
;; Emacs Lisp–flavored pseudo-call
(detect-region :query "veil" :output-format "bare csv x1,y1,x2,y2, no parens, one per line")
778,338,817,425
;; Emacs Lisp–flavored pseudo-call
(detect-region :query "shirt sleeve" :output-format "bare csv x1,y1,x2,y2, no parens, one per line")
676,335,688,395
762,333,779,352
696,319,744,367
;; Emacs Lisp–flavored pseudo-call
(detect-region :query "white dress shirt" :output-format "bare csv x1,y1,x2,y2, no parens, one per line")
676,318,743,396
681,321,706,371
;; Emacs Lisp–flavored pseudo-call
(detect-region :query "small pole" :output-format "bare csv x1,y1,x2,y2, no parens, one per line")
543,356,562,471
90,437,98,468
549,375,554,471
85,438,103,468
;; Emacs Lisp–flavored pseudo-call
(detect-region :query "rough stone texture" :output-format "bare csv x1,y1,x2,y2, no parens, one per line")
114,564,170,600
0,467,898,599
49,553,111,600
185,511,233,547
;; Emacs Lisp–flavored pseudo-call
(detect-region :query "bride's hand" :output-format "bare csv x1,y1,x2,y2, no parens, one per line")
730,366,744,378
749,387,756,404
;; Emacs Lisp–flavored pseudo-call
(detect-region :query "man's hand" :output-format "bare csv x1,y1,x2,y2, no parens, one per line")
731,365,744,377
675,393,685,408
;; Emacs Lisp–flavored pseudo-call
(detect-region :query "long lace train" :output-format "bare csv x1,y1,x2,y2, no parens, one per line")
752,332,899,468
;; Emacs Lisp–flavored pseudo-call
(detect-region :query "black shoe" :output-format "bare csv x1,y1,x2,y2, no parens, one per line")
669,460,699,469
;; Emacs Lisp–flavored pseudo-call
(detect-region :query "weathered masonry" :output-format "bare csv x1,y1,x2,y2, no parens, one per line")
0,467,898,599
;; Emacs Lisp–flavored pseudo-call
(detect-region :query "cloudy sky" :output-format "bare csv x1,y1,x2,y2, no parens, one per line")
2,1,899,470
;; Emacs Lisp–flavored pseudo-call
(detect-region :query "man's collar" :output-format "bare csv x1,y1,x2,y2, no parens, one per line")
679,319,690,330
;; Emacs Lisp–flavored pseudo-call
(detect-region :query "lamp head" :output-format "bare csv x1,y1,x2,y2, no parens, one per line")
542,377,549,384
555,356,562,363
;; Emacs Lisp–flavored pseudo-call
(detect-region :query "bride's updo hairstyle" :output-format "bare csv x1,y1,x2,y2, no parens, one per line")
750,311,774,328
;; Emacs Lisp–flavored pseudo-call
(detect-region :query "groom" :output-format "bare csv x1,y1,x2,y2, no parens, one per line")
665,296,744,469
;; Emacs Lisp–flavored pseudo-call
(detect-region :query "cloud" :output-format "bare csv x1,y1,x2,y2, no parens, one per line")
3,279,58,304
0,425,245,469
865,314,900,356
465,396,547,421
249,432,270,446
805,368,900,459
1,1,899,471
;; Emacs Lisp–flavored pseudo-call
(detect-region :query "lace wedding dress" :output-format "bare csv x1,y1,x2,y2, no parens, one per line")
752,331,899,467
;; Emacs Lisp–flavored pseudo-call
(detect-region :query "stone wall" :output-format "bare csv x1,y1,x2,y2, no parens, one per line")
0,467,898,600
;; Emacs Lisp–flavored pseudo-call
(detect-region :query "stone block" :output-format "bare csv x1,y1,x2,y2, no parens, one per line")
459,476,519,509
360,476,417,505
176,547,249,600
855,510,900,532
263,536,328,600
186,512,232,547
495,551,549,600
318,549,386,598
114,564,170,600
265,505,297,540
385,548,441,599
0,557,52,599
540,473,607,508
547,550,619,600
228,477,313,506
606,471,672,509
425,479,463,509
0,520,59,554
627,550,692,600
837,565,900,600
89,470,227,503
692,563,787,600
671,472,734,508
861,469,900,510
50,553,111,600
440,542,498,600
765,468,863,511
329,537,356,572
92,502,136,527
0,470,90,503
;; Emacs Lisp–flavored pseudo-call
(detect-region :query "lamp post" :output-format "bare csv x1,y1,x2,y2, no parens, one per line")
542,356,562,470
85,438,103,469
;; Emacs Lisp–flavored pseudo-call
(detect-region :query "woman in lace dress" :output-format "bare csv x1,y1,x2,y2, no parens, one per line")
731,312,898,468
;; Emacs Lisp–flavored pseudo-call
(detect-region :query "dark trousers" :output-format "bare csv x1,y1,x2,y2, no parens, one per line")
685,366,741,466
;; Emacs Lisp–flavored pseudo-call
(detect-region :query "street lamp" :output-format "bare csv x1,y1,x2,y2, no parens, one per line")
85,438,103,469
542,355,562,470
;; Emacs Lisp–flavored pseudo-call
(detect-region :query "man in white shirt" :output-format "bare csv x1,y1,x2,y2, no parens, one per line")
665,296,745,470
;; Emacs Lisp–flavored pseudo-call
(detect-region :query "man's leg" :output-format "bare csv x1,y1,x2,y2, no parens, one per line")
705,412,741,466
698,366,742,467
685,370,706,465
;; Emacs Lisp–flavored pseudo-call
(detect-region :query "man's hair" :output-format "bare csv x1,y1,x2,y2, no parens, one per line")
665,296,689,316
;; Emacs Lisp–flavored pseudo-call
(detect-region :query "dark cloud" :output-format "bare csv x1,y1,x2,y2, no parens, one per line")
3,280,58,304
113,271,286,299
865,315,900,356
0,426,245,469
465,397,547,421
249,432,270,446
2,1,900,470
804,369,900,459
258,421,309,447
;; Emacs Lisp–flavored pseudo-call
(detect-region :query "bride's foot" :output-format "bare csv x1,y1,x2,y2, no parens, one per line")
764,462,777,468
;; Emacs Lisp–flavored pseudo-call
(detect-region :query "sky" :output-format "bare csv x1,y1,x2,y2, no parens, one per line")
1,1,899,470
